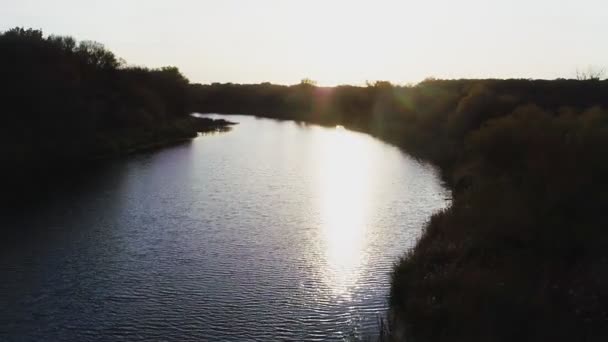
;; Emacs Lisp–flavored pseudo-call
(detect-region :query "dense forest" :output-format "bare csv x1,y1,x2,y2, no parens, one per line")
190,79,608,341
0,27,231,186
5,26,608,341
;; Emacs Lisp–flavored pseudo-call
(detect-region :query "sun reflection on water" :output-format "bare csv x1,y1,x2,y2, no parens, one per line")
315,126,377,298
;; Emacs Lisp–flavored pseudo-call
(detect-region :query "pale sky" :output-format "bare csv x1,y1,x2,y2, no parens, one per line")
2,0,607,85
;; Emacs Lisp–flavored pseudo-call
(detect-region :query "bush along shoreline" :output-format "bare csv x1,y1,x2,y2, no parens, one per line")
87,116,237,161
191,79,608,341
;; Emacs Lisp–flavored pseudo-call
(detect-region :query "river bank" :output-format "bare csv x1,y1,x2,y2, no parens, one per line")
4,116,235,207
88,116,237,160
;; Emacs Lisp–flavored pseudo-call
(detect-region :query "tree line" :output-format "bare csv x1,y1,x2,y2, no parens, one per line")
1,27,203,182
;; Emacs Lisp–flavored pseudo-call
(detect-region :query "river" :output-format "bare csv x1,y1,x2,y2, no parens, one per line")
1,115,450,341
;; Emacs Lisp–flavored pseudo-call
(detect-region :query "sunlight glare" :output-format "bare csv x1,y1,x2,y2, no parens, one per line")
315,126,377,297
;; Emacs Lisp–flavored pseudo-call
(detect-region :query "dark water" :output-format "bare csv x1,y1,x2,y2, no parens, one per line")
1,115,450,341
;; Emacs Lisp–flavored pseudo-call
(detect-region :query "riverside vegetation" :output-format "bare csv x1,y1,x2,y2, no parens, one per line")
190,80,608,341
5,27,608,341
0,27,234,186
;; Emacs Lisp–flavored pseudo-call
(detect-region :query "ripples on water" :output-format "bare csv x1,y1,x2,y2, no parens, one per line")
0,115,450,341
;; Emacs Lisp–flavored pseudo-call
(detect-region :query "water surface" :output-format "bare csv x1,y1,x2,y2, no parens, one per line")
1,115,449,341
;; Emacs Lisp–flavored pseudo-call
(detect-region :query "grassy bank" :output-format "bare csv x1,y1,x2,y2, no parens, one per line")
191,79,608,341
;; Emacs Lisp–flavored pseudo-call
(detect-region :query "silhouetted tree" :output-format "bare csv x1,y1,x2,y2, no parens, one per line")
0,27,205,179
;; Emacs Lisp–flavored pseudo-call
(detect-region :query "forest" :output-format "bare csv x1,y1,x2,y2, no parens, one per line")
0,27,230,189
190,79,608,341
4,26,608,340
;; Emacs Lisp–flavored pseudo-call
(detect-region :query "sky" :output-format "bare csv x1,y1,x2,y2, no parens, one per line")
2,0,607,85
